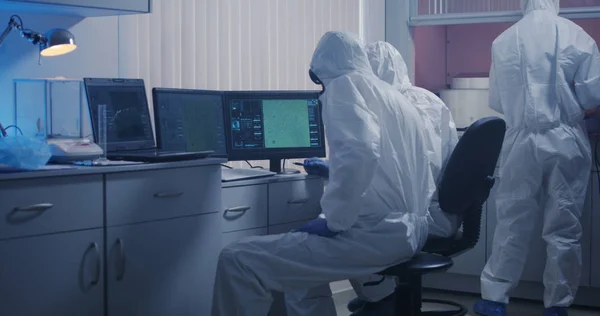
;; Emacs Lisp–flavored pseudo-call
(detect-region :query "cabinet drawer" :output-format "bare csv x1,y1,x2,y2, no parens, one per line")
222,228,268,249
222,185,268,233
268,179,323,226
0,175,103,239
106,166,221,226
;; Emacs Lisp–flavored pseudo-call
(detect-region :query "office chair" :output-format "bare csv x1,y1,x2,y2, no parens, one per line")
376,116,506,316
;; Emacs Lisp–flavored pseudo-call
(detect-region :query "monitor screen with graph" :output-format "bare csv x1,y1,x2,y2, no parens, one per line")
223,90,326,167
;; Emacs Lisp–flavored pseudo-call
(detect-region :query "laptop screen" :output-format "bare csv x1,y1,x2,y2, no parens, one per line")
84,78,155,152
152,88,227,158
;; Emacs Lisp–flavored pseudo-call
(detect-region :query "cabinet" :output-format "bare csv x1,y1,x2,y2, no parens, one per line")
106,215,220,316
408,0,600,25
486,174,593,286
0,0,150,16
268,179,323,225
0,229,104,316
0,175,103,239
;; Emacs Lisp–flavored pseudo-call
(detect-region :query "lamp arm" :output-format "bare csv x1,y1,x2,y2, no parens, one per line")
0,16,21,48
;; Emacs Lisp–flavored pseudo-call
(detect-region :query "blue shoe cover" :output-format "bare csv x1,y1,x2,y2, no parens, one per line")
473,300,506,316
544,307,568,316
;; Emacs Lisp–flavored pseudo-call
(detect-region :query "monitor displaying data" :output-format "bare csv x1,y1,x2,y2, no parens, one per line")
153,89,227,157
84,78,155,151
224,91,325,161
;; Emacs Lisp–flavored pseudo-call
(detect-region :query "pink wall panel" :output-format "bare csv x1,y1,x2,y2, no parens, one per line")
415,19,600,92
414,26,447,92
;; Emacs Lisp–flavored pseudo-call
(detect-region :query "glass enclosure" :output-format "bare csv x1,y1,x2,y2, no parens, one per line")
14,78,89,140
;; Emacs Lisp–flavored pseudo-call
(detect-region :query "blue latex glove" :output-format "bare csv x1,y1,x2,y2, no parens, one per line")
303,158,329,179
294,217,338,238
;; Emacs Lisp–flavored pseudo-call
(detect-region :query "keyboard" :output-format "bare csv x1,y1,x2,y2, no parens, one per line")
222,168,276,182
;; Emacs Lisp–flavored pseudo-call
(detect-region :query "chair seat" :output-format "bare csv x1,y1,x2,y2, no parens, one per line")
378,253,453,277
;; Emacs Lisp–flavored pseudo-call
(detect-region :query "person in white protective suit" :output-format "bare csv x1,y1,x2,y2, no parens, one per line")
340,41,461,315
211,31,436,316
474,1,600,316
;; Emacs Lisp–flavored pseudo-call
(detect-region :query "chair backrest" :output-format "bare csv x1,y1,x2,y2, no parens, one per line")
435,117,505,255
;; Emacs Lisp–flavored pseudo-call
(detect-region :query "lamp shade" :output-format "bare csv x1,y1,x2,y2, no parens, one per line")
40,28,77,57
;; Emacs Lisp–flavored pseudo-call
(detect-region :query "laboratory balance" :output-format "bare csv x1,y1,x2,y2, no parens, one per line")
13,78,103,162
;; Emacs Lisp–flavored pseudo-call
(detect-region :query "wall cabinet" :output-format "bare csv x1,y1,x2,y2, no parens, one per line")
0,229,104,316
0,0,150,16
408,0,600,25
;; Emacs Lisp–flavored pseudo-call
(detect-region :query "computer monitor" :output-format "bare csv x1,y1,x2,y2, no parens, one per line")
223,90,326,173
84,78,155,152
152,88,227,158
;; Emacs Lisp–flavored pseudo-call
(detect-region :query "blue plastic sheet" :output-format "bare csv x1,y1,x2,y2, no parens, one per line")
0,136,51,170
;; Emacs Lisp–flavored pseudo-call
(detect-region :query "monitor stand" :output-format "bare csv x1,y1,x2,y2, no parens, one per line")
270,159,301,175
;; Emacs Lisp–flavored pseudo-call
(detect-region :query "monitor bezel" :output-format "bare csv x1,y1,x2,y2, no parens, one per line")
152,88,228,158
223,90,326,162
84,77,155,152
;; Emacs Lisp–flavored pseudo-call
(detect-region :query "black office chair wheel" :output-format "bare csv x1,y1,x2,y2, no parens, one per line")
418,298,468,316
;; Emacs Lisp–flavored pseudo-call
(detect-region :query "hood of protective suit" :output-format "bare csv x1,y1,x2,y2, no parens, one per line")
309,31,372,85
365,41,412,92
521,0,559,15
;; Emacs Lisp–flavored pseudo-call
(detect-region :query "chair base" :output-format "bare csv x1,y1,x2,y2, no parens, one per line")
418,298,468,316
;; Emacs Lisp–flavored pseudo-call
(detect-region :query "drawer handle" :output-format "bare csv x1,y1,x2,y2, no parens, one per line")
116,238,126,281
225,206,251,213
14,203,54,212
90,242,101,286
288,198,309,205
153,192,184,199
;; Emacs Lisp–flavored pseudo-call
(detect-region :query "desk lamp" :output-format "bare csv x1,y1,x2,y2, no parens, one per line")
0,15,77,58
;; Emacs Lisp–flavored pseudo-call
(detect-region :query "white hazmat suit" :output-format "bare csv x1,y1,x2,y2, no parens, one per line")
348,41,462,305
481,0,600,309
211,31,436,316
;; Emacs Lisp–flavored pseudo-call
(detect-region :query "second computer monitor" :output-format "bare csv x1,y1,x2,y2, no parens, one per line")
152,88,227,158
223,90,326,172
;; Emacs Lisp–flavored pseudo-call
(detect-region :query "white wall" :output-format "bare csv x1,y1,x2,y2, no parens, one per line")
117,0,364,169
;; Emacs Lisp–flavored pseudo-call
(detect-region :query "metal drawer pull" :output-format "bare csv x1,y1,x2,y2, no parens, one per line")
288,198,309,204
116,238,126,281
90,242,101,286
153,192,184,198
225,206,251,213
14,203,54,212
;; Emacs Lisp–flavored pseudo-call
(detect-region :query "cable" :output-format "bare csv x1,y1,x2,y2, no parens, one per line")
10,15,23,29
245,160,264,169
4,125,23,135
221,164,233,169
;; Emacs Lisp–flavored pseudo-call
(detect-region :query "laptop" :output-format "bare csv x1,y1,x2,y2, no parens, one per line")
84,78,212,163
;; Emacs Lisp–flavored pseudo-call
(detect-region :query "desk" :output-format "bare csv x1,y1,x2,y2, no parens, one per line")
0,160,324,316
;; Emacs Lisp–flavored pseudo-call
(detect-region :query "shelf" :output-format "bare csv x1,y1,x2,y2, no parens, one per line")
0,0,150,17
410,6,600,26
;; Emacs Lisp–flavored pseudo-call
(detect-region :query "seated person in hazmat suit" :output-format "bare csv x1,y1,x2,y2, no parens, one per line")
211,31,436,316
303,41,461,315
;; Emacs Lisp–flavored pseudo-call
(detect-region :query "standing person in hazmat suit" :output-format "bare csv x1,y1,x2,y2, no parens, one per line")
304,41,461,315
211,31,436,316
474,0,600,316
